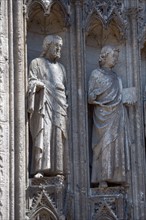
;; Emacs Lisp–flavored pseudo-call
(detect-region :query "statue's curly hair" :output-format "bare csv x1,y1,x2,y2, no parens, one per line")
99,45,119,67
40,35,62,57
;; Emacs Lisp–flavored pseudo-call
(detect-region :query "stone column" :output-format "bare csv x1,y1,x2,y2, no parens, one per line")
0,0,10,219
13,0,26,219
9,0,15,218
73,1,88,219
127,6,146,219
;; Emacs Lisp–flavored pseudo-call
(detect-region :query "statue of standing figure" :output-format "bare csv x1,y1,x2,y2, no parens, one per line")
88,45,135,187
28,35,68,178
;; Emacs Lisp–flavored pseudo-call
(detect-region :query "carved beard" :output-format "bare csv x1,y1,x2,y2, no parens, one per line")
54,50,61,59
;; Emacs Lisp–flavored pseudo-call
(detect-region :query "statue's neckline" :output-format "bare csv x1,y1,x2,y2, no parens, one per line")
100,67,115,75
101,67,113,72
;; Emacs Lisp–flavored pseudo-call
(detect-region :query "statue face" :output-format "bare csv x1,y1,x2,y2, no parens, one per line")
105,49,119,68
47,39,63,60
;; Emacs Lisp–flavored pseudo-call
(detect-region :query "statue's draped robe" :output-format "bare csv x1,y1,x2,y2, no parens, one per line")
88,68,130,184
28,57,67,176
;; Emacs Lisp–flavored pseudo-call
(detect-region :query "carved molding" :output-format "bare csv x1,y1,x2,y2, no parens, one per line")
30,176,65,187
84,0,127,39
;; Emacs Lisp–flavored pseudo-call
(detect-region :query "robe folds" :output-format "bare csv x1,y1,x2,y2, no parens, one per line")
28,57,67,176
88,68,131,184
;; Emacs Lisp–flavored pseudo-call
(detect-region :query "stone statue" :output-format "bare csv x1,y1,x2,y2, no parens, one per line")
28,35,68,178
88,45,135,187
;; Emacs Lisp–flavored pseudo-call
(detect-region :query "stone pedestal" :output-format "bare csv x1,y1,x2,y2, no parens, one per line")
89,187,128,220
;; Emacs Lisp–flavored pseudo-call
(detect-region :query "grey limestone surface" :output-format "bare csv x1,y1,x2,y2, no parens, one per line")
1,0,146,219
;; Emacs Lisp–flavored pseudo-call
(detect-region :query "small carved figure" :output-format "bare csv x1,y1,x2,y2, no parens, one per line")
88,45,135,187
28,35,68,177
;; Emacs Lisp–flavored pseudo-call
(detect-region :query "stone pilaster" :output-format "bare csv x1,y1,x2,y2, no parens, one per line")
126,6,146,219
13,0,26,219
0,0,10,219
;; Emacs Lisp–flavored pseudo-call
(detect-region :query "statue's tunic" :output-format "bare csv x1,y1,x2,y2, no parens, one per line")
88,68,130,184
28,57,67,176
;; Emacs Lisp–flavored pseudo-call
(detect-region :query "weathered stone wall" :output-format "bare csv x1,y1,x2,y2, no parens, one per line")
1,0,146,219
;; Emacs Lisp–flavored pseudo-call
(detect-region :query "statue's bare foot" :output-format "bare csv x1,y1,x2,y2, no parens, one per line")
34,173,43,178
99,181,108,188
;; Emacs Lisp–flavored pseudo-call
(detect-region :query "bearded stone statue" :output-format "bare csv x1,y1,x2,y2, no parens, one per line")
28,35,68,178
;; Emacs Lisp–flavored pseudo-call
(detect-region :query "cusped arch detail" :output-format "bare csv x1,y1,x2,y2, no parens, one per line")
85,11,127,42
26,0,70,27
85,13,126,47
26,190,62,220
84,0,127,41
31,207,58,220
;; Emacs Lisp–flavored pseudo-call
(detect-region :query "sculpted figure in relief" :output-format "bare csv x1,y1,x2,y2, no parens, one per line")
28,35,68,178
88,46,135,187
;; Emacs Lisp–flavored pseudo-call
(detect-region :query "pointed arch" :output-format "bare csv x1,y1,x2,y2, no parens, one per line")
31,207,58,220
27,190,61,220
85,9,127,44
26,0,70,27
85,12,126,48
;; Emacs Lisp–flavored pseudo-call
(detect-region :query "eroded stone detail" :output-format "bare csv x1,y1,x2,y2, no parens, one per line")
90,187,127,220
30,175,64,186
27,176,65,220
84,0,127,28
88,46,136,186
28,35,68,177
93,202,118,220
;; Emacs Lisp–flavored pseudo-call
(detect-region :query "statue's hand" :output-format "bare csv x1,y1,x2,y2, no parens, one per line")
55,83,65,91
88,92,96,104
36,81,45,91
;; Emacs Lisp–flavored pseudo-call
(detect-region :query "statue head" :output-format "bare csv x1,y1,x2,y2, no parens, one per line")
41,35,63,62
99,45,119,69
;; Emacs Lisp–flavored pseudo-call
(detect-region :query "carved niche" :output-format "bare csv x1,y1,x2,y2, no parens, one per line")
84,0,128,82
26,0,70,175
25,0,70,218
25,0,70,66
85,1,129,218
85,1,128,180
84,0,127,39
